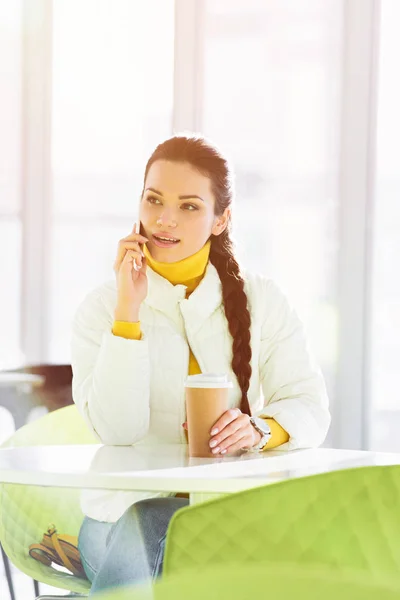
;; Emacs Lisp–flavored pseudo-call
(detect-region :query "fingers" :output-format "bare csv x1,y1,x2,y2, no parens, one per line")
118,249,143,274
115,242,143,266
210,408,242,436
128,222,148,243
210,429,251,455
122,241,146,252
114,239,147,273
132,255,147,273
220,435,253,455
114,222,149,272
121,249,142,265
209,415,245,448
209,415,249,454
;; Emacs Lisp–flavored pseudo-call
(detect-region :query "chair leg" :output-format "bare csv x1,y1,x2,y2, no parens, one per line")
1,543,16,600
34,579,40,596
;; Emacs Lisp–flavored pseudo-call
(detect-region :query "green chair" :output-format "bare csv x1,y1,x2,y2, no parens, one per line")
0,406,17,600
92,563,400,600
0,405,97,598
164,464,400,580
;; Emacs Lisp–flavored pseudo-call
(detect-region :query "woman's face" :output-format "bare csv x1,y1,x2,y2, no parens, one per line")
139,160,229,263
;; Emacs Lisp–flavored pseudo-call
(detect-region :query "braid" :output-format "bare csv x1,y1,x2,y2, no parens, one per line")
209,231,252,416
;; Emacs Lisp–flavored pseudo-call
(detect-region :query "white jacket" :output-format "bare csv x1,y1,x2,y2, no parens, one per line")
71,263,330,522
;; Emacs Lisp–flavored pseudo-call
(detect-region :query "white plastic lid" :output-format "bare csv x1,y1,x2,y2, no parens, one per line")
185,373,233,389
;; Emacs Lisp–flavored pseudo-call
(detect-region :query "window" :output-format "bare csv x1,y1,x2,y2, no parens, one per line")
49,0,175,360
202,0,343,437
0,1,23,369
369,0,400,451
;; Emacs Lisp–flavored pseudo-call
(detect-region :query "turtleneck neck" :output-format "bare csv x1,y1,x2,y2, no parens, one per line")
143,240,211,295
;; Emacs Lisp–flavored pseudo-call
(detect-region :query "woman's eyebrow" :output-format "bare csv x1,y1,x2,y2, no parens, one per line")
145,187,204,202
145,187,163,196
179,194,204,202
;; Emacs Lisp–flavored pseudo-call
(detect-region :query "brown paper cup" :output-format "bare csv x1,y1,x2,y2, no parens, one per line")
185,374,233,458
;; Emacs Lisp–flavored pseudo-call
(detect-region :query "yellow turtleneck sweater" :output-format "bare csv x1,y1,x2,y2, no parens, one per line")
112,241,289,450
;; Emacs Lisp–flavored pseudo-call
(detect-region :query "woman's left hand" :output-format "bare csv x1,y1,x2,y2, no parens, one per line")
208,408,261,455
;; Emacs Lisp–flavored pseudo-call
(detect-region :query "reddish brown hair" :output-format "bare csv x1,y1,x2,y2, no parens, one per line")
141,134,252,416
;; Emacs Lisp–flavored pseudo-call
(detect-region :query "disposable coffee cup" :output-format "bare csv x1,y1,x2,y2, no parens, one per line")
185,373,233,458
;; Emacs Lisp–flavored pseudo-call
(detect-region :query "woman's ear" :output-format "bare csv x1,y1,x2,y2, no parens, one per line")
211,208,231,236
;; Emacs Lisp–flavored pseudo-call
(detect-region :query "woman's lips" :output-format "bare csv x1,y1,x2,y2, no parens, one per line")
152,234,181,248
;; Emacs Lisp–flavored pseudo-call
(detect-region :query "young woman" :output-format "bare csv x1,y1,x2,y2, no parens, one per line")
71,134,330,594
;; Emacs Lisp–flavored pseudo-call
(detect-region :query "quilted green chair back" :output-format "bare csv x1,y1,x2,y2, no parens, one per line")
93,563,400,600
164,464,400,580
0,405,96,593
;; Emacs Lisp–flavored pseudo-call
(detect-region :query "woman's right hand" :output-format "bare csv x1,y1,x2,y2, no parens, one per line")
113,223,149,319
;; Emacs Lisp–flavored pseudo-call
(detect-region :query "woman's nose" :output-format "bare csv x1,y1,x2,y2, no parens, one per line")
157,210,178,228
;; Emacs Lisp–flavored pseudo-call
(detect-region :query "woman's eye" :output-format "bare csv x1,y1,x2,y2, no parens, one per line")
182,204,199,211
147,196,161,205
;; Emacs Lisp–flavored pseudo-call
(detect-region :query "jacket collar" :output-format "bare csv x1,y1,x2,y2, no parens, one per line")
143,240,211,286
145,262,223,327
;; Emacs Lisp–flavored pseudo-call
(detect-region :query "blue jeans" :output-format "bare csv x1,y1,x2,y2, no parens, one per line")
78,497,189,595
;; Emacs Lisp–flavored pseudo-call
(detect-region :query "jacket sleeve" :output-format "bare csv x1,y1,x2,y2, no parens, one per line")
256,279,331,450
70,288,150,445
